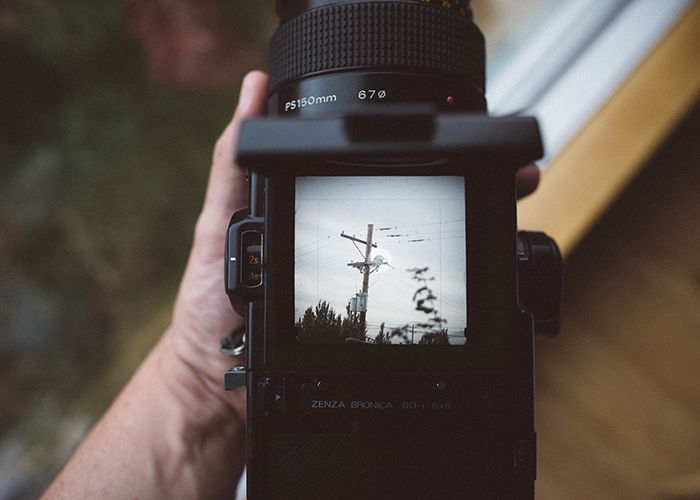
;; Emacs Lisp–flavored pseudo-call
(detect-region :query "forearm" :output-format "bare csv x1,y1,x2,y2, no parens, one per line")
42,331,245,500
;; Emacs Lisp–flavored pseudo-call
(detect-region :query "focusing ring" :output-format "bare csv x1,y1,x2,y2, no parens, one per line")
269,1,485,95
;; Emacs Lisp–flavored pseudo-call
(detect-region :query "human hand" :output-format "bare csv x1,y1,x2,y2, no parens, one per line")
517,163,539,199
160,70,268,423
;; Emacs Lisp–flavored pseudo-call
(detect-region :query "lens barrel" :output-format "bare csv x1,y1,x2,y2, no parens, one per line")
269,0,485,116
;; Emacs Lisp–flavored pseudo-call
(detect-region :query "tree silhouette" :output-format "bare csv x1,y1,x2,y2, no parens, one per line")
407,267,447,333
296,300,365,344
418,329,450,345
296,268,455,345
380,267,451,344
374,322,387,344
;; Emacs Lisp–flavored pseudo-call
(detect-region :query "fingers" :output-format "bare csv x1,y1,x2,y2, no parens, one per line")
202,70,269,221
516,163,540,199
191,71,268,259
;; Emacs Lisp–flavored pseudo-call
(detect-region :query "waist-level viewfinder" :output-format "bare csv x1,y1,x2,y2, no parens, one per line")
224,1,561,498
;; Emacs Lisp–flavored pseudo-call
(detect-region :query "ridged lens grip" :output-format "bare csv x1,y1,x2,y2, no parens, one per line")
269,1,485,95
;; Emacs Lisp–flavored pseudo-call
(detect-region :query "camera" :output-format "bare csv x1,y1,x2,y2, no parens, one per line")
224,1,561,498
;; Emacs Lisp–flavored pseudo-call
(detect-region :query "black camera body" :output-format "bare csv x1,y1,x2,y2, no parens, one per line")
224,1,561,498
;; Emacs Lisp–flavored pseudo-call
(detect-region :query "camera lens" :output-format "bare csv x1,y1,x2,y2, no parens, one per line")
269,0,485,116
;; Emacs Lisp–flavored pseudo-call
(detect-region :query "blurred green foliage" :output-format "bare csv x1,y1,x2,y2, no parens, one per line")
0,1,273,496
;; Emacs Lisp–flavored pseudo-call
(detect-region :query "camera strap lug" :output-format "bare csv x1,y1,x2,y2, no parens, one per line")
220,326,246,356
224,364,247,391
222,326,247,390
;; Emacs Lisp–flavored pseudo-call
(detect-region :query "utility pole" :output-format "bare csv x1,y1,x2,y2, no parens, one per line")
342,224,377,339
358,224,374,334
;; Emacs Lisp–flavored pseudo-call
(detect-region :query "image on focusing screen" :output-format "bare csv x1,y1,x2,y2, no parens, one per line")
295,176,467,345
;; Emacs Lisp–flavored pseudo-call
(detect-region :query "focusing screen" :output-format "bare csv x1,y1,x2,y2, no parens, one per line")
295,176,467,345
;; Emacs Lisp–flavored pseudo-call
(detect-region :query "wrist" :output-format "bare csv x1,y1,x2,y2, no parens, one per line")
154,327,245,426
43,330,246,500
140,332,247,497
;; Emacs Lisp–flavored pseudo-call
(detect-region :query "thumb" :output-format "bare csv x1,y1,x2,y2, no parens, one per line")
191,71,268,260
202,70,268,223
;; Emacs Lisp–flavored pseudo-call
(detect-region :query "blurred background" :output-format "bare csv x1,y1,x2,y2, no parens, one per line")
1,2,273,498
1,1,698,499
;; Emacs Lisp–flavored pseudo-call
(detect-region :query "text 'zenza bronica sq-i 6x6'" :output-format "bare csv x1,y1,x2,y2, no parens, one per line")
223,1,562,498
